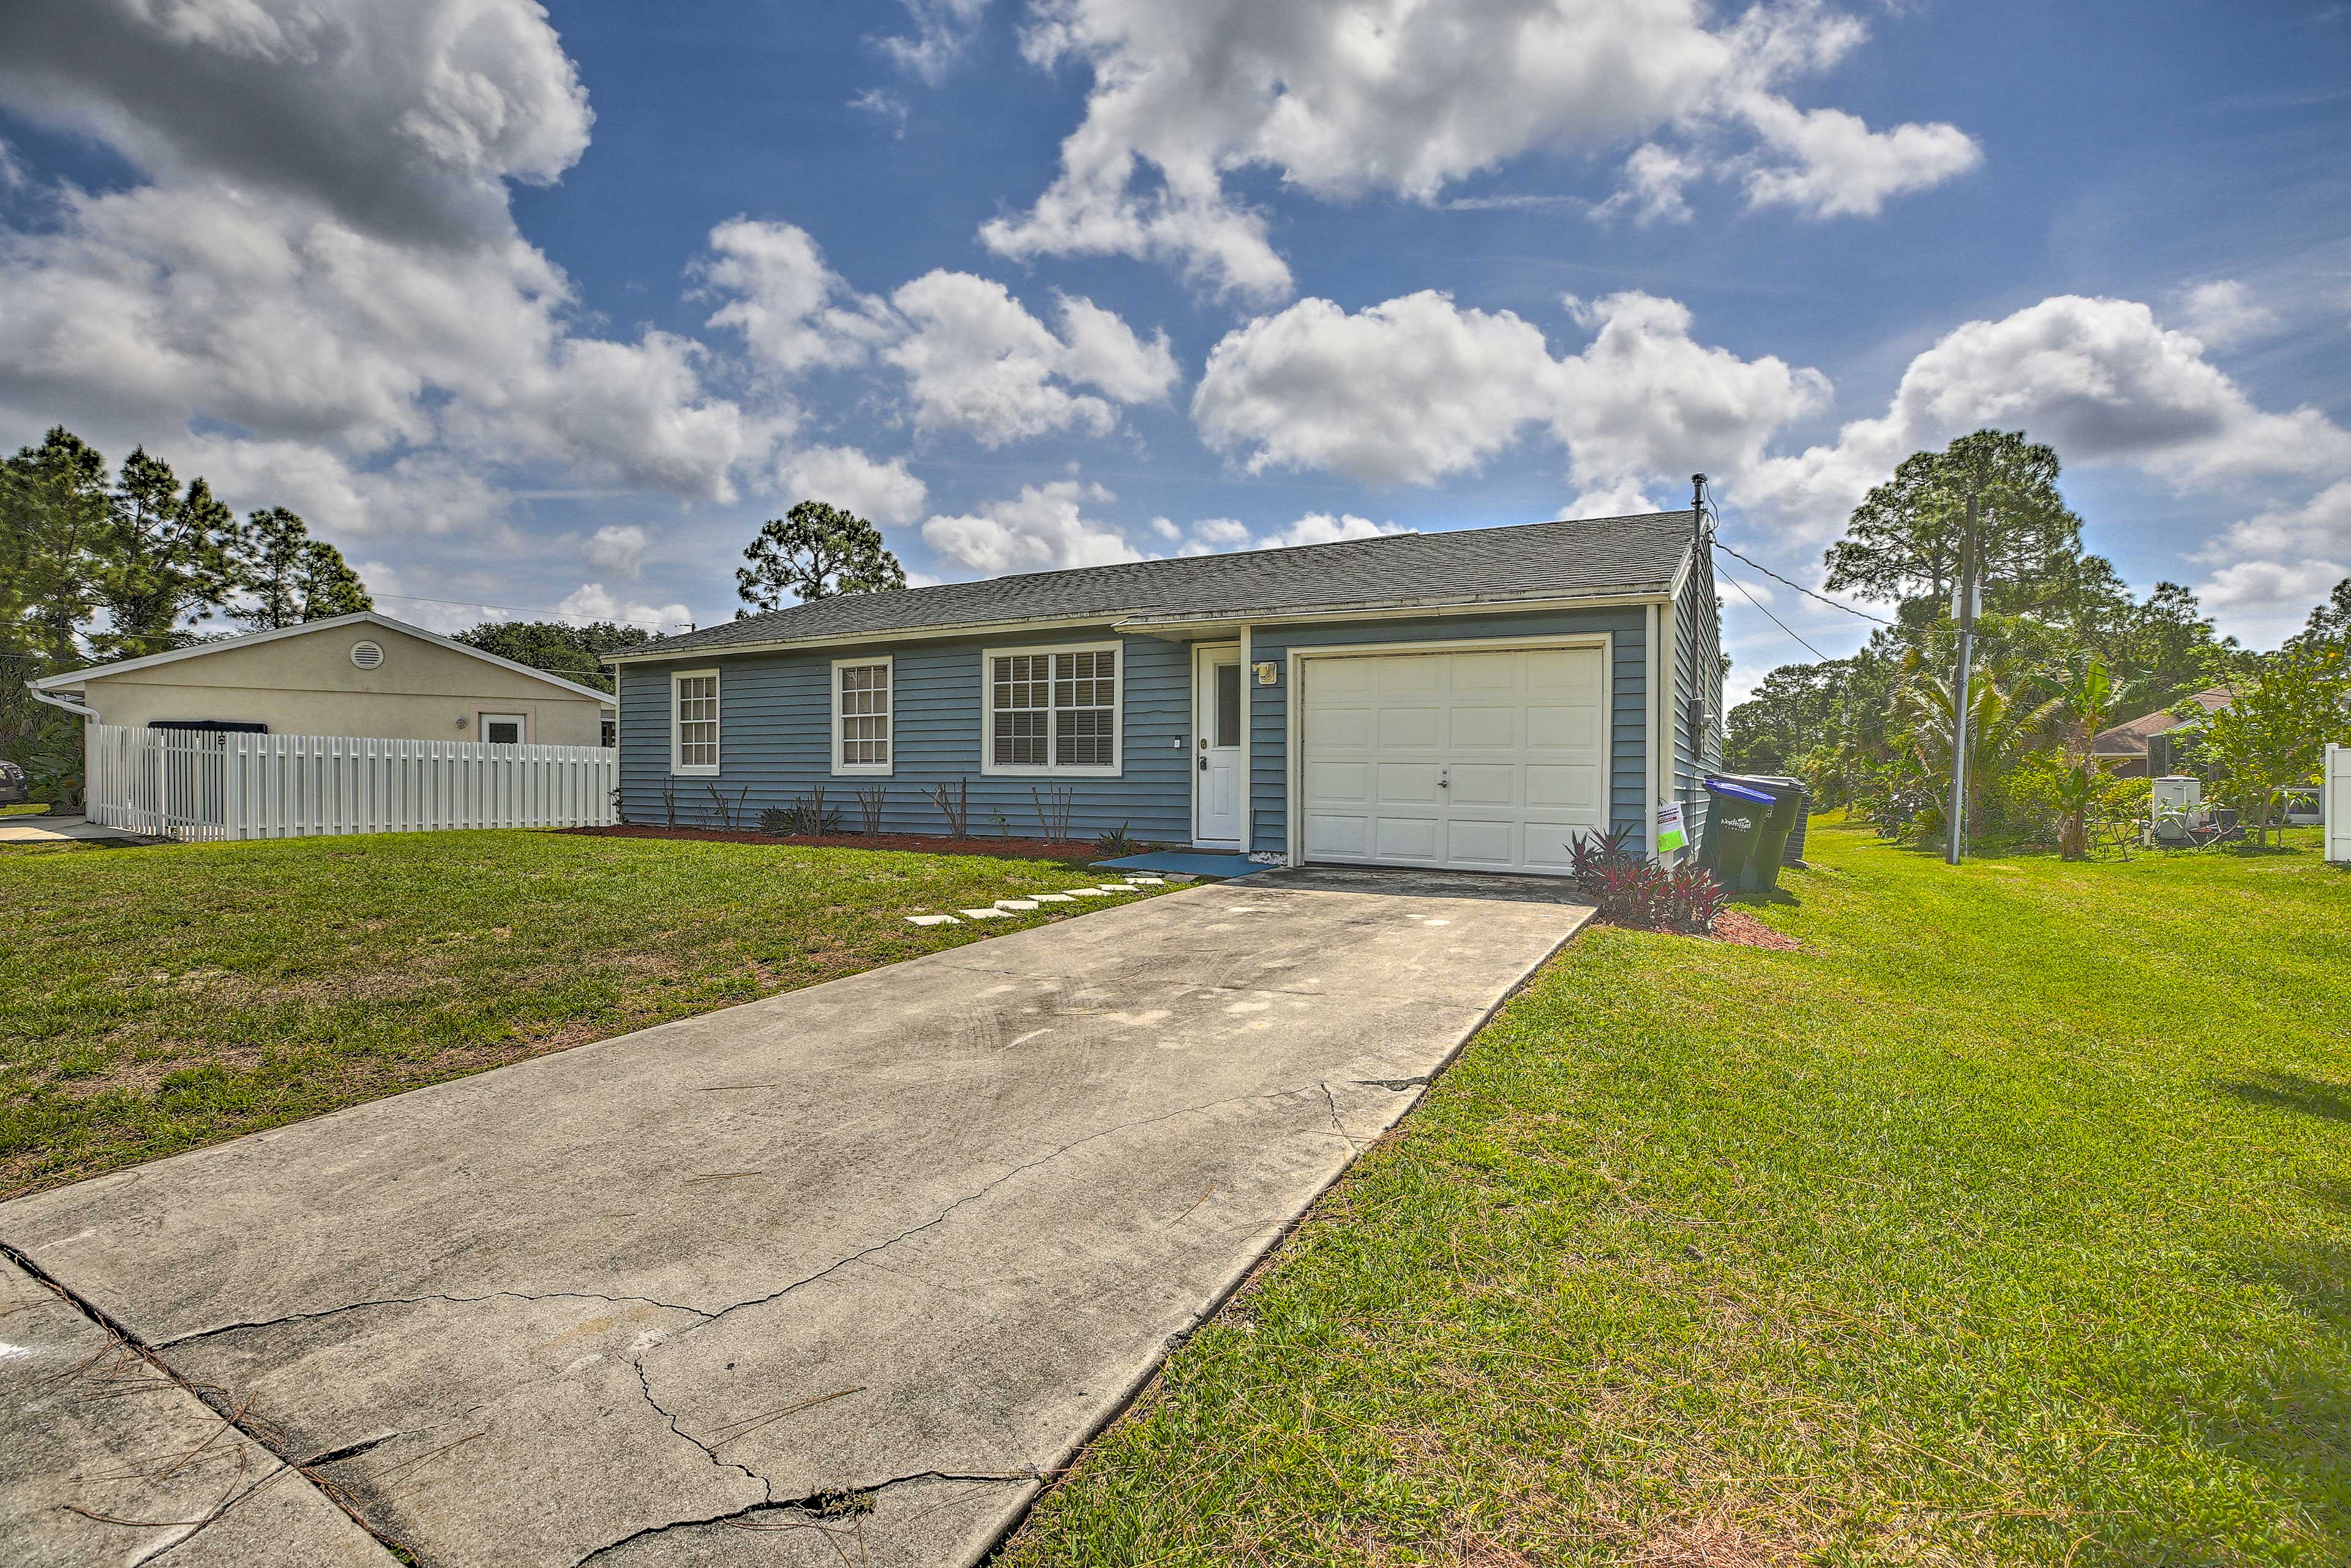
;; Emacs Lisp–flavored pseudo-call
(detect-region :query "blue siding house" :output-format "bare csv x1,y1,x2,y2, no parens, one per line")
609,511,1723,875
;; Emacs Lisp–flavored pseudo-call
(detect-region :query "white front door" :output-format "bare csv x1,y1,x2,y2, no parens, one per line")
1299,645,1608,875
1193,646,1245,846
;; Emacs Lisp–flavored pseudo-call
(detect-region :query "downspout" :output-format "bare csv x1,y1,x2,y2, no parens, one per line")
28,686,96,719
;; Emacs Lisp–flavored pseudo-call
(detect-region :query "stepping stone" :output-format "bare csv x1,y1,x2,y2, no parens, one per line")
957,907,1011,920
1127,877,1166,885
906,913,961,926
1164,874,1198,883
1096,883,1139,892
1066,887,1112,896
1027,893,1076,903
996,899,1040,910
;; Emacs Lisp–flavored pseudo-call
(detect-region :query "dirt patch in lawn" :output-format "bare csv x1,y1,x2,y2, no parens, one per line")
1711,910,1802,950
565,824,1104,861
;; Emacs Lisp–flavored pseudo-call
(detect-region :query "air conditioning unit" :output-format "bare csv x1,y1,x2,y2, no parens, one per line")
2151,775,2201,816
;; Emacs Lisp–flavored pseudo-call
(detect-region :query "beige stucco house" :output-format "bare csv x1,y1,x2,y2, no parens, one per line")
30,612,615,746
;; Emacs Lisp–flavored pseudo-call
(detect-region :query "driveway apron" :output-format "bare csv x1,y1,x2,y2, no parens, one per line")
1,867,1592,1567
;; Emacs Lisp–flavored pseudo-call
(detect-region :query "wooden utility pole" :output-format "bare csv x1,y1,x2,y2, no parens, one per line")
1944,453,1984,866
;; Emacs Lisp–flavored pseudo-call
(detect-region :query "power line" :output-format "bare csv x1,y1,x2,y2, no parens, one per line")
1717,561,1833,662
1712,539,1892,626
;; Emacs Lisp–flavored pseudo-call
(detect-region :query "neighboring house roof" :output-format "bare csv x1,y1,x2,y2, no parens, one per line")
29,611,617,706
612,510,1698,664
2090,686,2233,756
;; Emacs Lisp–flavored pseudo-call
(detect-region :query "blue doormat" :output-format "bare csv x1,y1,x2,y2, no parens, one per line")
1093,850,1268,879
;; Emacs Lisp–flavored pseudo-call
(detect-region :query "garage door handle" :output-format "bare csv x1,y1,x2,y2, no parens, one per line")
1438,771,1449,789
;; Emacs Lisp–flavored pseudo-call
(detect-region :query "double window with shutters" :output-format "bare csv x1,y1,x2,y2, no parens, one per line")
983,642,1121,776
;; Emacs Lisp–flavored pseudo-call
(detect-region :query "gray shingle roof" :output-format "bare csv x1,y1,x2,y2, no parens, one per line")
617,510,1696,661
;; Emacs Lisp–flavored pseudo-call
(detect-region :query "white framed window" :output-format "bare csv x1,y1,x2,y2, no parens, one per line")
832,656,893,775
671,669,720,775
983,642,1122,777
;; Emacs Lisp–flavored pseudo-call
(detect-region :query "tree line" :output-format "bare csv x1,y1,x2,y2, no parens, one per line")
1725,429,2350,852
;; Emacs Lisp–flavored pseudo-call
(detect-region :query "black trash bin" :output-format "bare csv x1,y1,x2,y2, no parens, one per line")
1742,779,1807,891
1698,778,1775,888
1708,772,1812,873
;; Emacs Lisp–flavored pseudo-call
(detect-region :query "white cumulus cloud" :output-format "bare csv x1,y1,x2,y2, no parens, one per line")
1744,293,2351,537
921,479,1146,573
2171,279,2281,351
555,582,696,632
983,0,1979,299
1193,288,1826,492
778,445,931,526
583,524,647,575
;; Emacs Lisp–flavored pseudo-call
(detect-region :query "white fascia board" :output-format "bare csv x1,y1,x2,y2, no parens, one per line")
1118,587,1674,637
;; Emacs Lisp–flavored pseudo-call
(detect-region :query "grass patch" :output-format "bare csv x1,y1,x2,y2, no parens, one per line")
0,828,1157,1198
1005,821,2351,1566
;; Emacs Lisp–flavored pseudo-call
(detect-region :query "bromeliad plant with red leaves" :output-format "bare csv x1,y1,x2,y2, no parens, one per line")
1569,828,1728,934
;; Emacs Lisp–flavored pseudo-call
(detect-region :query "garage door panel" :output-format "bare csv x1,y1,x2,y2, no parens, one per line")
1449,653,1517,691
1450,705,1519,749
1523,822,1583,872
1378,658,1444,695
1448,763,1518,808
1300,645,1611,876
1373,816,1442,860
1376,762,1444,804
1445,818,1517,867
1526,763,1602,810
1303,812,1371,857
1378,708,1442,749
1524,648,1601,692
1524,703,1603,751
1305,760,1371,805
1306,706,1374,748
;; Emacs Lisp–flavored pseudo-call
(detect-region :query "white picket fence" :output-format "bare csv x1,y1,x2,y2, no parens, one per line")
2328,742,2349,864
86,724,618,841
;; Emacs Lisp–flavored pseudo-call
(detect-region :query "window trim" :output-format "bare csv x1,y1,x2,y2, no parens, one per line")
830,655,895,777
670,667,721,776
981,639,1123,778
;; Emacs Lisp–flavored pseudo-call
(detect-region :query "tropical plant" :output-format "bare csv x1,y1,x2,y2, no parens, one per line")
1569,829,1727,933
762,788,840,837
1895,659,2063,838
1094,822,1139,858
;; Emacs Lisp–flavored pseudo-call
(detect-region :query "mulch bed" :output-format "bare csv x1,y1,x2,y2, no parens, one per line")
1711,909,1804,950
563,823,1105,863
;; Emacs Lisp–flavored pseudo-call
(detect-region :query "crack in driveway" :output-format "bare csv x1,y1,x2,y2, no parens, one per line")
151,1289,716,1351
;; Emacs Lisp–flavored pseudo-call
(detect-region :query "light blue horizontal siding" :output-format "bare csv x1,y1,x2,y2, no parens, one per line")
619,602,1668,858
1243,605,1652,855
618,628,1192,840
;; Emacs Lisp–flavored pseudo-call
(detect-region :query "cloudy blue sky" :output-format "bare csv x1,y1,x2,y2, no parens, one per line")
2,0,2346,699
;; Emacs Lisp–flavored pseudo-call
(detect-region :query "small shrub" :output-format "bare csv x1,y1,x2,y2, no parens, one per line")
926,778,971,838
852,786,887,836
760,788,840,837
1095,822,1139,858
1570,828,1726,934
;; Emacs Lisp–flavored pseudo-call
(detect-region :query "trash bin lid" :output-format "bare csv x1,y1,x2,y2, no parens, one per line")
1703,778,1776,805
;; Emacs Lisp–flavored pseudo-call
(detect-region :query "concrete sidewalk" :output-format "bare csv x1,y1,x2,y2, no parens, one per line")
0,866,1592,1567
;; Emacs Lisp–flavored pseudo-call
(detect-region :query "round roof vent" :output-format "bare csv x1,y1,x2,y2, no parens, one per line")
350,639,385,670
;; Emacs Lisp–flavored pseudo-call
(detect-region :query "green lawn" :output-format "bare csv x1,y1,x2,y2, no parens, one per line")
1007,821,2351,1567
0,830,1152,1198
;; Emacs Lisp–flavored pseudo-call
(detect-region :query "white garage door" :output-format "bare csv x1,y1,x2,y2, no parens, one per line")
1299,645,1610,875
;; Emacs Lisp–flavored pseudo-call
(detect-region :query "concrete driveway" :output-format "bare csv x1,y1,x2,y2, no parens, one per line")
1,867,1592,1567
